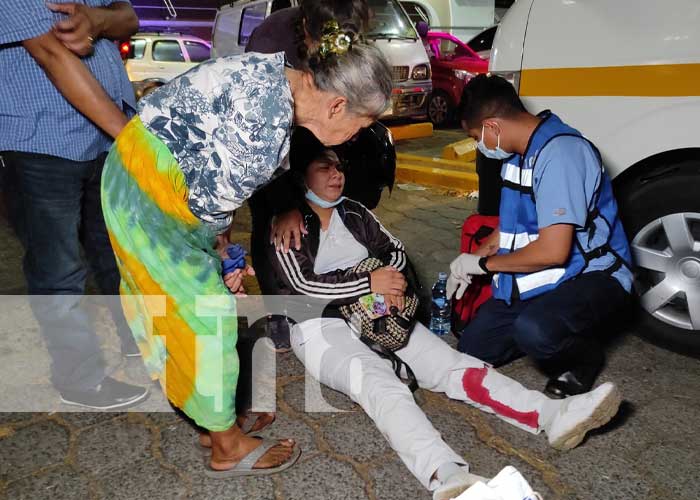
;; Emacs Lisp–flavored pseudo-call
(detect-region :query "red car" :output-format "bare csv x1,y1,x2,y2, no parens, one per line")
424,31,489,127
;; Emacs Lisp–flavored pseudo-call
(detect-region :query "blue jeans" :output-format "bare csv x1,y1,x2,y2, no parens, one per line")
2,151,131,392
458,272,630,369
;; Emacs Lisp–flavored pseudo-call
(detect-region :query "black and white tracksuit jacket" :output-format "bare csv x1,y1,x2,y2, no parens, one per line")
266,199,408,306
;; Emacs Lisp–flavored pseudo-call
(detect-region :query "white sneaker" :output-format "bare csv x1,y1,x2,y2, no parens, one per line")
454,466,542,500
433,469,489,500
545,381,622,451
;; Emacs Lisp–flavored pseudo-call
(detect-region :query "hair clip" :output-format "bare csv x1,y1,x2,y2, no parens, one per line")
318,20,353,59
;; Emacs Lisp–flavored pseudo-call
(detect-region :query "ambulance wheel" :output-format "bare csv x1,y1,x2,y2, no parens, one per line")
617,159,700,357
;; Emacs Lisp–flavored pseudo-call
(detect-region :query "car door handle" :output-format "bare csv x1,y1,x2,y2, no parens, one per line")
158,66,166,70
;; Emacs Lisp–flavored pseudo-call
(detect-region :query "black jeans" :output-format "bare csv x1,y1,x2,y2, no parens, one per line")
2,151,132,392
458,272,629,369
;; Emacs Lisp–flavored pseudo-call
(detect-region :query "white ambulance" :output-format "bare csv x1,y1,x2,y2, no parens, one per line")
490,0,700,354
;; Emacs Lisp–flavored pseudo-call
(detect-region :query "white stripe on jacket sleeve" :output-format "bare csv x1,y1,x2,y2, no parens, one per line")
275,250,372,299
364,207,407,271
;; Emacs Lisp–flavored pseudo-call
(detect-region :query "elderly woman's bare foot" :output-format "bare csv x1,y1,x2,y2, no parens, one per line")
198,411,276,449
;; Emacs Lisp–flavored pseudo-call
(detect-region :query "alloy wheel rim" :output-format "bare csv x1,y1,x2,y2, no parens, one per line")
429,95,448,124
631,212,700,331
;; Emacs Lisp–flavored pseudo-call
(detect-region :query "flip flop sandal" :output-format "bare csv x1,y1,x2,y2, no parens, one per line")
204,438,301,478
240,413,261,434
193,414,275,455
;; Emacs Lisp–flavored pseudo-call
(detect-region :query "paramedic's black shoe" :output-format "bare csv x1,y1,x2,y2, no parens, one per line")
60,377,149,410
545,341,603,398
545,371,592,399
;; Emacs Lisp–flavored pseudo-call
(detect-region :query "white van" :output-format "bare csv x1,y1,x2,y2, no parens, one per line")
211,0,433,120
400,1,496,40
490,0,700,354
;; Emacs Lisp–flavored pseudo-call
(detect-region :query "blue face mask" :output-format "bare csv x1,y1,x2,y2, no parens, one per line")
477,124,512,160
305,188,346,208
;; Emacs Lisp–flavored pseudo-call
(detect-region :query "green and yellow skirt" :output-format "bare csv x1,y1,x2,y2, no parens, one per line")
101,117,238,431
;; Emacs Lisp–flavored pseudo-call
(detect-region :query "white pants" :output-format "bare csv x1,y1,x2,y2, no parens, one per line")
291,318,558,489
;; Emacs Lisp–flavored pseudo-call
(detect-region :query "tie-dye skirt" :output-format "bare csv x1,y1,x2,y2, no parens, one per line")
101,117,238,431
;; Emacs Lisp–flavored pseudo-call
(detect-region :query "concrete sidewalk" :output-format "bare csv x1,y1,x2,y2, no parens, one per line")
1,186,699,500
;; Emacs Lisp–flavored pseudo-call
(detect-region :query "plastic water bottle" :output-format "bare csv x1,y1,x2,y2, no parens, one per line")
429,272,451,335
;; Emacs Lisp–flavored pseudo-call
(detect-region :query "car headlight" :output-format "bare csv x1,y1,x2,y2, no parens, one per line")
454,69,476,81
411,64,430,80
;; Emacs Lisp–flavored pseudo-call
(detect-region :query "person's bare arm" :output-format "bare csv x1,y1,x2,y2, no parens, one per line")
473,228,500,257
22,31,128,138
91,1,139,40
48,2,139,56
484,224,574,274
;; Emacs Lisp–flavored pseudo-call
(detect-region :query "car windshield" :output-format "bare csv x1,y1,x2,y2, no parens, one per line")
366,0,417,40
467,26,497,53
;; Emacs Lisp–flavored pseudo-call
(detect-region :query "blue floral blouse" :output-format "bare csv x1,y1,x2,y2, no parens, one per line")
138,52,294,232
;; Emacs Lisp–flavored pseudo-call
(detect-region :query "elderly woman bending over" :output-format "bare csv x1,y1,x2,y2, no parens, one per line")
100,23,392,476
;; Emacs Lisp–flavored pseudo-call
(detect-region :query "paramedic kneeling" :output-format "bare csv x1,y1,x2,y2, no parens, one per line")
450,75,633,399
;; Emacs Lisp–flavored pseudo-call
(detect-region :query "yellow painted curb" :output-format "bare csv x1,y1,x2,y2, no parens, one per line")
396,156,479,193
388,122,434,141
397,153,476,173
442,138,477,162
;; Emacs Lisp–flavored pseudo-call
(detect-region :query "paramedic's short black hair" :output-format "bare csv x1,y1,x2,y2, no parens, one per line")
458,74,527,129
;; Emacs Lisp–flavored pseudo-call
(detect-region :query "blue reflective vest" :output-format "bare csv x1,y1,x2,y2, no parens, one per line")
492,111,632,303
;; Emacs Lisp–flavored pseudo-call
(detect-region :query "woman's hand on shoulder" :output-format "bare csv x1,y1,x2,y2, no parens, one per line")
271,209,307,252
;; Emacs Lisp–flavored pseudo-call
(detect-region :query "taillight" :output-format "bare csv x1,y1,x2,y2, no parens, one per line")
119,42,130,60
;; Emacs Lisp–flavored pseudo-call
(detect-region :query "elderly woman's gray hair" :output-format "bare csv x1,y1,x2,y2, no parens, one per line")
308,43,393,118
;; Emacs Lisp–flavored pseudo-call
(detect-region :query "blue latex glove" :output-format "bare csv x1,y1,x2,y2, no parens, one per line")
221,244,247,276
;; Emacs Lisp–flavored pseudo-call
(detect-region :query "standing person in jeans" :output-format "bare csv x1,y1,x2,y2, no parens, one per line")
0,0,148,409
449,75,633,398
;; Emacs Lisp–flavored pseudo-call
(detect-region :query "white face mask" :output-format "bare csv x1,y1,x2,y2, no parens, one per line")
477,124,513,160
305,188,345,208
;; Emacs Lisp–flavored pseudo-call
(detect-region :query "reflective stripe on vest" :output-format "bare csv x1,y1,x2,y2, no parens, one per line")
502,163,534,187
500,231,539,251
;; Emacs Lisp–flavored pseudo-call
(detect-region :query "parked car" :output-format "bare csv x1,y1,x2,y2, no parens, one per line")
491,0,700,355
424,31,488,126
120,32,211,98
467,25,497,60
211,0,433,120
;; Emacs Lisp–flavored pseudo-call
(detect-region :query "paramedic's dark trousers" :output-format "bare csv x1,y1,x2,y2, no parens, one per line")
1,151,132,392
458,272,629,368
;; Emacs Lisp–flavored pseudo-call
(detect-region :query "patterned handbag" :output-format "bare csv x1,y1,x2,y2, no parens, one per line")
339,258,420,352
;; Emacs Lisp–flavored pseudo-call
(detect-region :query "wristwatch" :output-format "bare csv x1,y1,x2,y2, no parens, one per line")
478,256,490,274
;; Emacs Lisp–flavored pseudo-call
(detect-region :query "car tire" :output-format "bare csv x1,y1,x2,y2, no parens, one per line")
617,159,700,357
428,91,453,128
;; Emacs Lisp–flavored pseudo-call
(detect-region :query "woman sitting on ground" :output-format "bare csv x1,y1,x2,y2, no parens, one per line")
266,130,623,500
